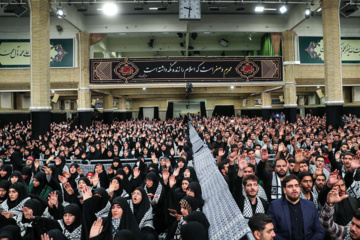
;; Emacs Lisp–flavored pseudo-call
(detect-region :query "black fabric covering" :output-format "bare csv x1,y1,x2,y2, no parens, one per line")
138,107,144,119
200,102,206,117
180,222,207,240
166,102,174,119
0,224,22,239
212,105,234,117
154,107,159,120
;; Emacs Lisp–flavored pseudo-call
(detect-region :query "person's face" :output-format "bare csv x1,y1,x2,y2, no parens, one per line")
132,190,142,205
87,175,93,184
63,213,76,226
0,188,7,198
182,180,190,192
10,176,18,184
178,161,184,169
344,155,353,168
283,179,300,203
145,179,153,188
55,157,61,166
244,179,258,198
180,204,189,217
33,178,40,187
246,139,253,147
248,151,255,158
334,179,347,197
123,167,129,175
184,169,191,178
26,159,33,166
255,222,276,240
70,166,77,174
300,176,313,193
186,188,195,197
222,163,229,175
111,204,123,219
299,163,309,172
22,207,34,220
0,169,7,177
244,167,255,178
350,217,360,240
289,163,295,172
113,161,119,168
8,188,18,201
112,179,120,190
316,157,325,168
341,145,349,153
143,148,148,154
78,180,87,191
275,160,288,177
315,176,326,191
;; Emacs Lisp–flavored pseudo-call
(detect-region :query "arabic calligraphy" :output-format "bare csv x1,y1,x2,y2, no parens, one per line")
0,45,30,58
143,61,233,78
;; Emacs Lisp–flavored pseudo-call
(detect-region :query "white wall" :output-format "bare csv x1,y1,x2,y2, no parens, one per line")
1,93,12,109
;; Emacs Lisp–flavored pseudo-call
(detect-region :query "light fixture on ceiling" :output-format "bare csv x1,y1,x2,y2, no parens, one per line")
143,87,146,90
102,2,118,16
255,5,264,12
305,5,311,18
149,6,167,10
279,4,287,13
56,3,66,18
230,86,234,89
317,8,322,12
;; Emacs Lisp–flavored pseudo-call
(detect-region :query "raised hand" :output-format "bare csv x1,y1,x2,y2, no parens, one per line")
107,167,114,175
350,157,360,172
34,159,40,169
133,167,140,179
77,167,83,175
89,218,104,238
162,169,170,181
327,186,348,204
64,182,74,195
41,233,53,240
173,168,180,177
314,167,323,176
62,171,71,179
92,173,100,187
218,148,225,157
82,186,93,201
295,149,304,163
238,154,248,171
58,175,68,185
48,191,59,208
169,175,176,188
42,166,51,176
170,148,175,156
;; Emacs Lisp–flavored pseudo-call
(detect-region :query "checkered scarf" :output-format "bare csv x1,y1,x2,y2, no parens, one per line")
95,201,111,219
242,196,265,221
58,220,82,240
271,172,282,200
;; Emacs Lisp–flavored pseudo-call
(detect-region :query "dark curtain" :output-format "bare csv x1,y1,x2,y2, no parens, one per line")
166,102,174,119
154,107,159,120
212,105,234,117
138,107,143,119
200,102,206,117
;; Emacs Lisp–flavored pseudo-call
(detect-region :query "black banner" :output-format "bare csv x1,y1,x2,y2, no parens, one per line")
90,57,282,84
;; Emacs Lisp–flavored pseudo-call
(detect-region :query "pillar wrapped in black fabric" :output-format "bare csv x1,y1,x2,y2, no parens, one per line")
31,111,51,139
166,102,174,119
138,107,143,119
200,102,207,117
79,111,92,128
262,109,271,121
326,105,343,128
154,107,159,120
103,111,113,125
213,105,234,117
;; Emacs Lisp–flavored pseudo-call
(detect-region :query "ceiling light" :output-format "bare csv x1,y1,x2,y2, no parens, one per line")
305,7,311,18
317,8,322,12
143,87,146,90
56,4,65,18
149,6,167,10
279,5,287,13
103,2,118,16
231,86,234,89
255,5,264,12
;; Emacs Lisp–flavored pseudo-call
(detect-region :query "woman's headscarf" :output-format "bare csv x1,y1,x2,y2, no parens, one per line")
187,182,204,209
184,211,210,238
112,157,122,170
23,198,43,219
0,180,11,203
10,170,25,185
53,156,66,181
122,164,133,179
7,182,29,210
115,169,132,195
111,177,125,198
63,204,81,232
179,196,199,214
0,225,22,240
180,221,207,240
132,187,150,224
144,172,159,195
114,229,136,240
30,171,47,196
93,187,110,213
0,165,12,181
184,167,198,182
21,166,32,185
47,229,68,240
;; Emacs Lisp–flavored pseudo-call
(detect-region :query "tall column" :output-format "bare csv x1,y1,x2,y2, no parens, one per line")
103,95,113,125
282,30,298,123
29,0,51,139
322,0,343,128
77,32,92,128
247,96,256,118
262,92,272,121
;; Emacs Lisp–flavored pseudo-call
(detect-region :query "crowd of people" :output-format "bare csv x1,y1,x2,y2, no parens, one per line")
0,113,360,240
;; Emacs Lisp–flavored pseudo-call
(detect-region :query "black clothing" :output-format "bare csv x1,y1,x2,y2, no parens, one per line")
288,201,304,240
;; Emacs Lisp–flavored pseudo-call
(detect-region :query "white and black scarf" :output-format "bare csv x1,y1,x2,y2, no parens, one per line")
144,183,163,205
271,173,282,200
15,214,32,237
58,220,82,240
174,217,185,240
242,196,265,221
0,197,30,217
112,217,121,238
300,190,319,210
95,201,111,219
128,201,155,230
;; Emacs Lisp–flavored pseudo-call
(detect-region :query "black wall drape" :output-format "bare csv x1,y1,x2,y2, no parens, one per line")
166,102,174,119
200,102,206,117
154,107,159,120
138,107,143,119
212,105,235,117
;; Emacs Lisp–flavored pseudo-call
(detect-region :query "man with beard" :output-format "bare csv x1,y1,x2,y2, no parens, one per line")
267,175,325,240
313,174,326,199
299,172,319,210
233,157,268,221
320,186,360,240
257,149,288,201
248,213,276,240
318,170,359,227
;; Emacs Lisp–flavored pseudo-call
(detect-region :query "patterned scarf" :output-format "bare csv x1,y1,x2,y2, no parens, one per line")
271,172,282,200
129,200,154,230
58,220,82,240
112,217,121,238
300,190,319,210
15,214,32,237
0,197,30,217
95,201,111,219
242,196,265,221
242,184,268,202
174,217,185,240
144,183,163,205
